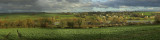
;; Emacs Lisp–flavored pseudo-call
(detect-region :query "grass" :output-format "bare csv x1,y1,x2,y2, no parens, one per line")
0,25,160,40
0,13,75,21
0,12,155,21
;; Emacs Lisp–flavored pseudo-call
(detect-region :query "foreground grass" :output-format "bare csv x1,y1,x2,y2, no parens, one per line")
0,25,160,40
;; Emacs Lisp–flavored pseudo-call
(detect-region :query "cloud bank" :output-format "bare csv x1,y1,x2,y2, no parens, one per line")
0,0,160,12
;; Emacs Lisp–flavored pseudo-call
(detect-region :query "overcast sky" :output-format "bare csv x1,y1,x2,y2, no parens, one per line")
0,0,160,12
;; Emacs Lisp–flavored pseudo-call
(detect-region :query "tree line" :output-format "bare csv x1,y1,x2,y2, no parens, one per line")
0,13,159,28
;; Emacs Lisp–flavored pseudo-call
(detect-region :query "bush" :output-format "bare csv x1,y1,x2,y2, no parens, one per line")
155,15,160,24
60,20,68,28
110,17,127,24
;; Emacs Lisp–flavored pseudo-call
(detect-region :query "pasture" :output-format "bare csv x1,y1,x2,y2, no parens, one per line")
0,25,160,40
0,13,74,21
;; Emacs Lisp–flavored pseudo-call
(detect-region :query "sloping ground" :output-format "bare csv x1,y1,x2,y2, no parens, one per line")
0,25,160,40
0,13,74,21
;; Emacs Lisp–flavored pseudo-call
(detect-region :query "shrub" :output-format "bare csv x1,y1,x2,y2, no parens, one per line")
60,19,68,28
67,21,75,28
155,15,160,24
110,17,127,24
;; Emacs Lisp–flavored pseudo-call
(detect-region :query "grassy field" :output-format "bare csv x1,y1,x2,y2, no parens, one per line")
0,13,74,21
0,24,160,40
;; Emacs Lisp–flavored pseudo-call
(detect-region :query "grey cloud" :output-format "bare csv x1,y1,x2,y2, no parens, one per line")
101,0,160,8
37,0,93,12
0,0,37,5
57,0,63,2
0,0,42,12
0,0,160,12
65,0,80,3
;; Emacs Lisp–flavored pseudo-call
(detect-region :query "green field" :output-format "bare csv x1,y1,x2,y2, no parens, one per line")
0,12,156,21
0,13,74,21
0,25,160,40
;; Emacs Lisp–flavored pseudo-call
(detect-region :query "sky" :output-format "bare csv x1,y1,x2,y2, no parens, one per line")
0,0,160,13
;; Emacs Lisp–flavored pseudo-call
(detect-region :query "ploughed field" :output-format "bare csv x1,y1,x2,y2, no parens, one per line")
0,25,160,40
